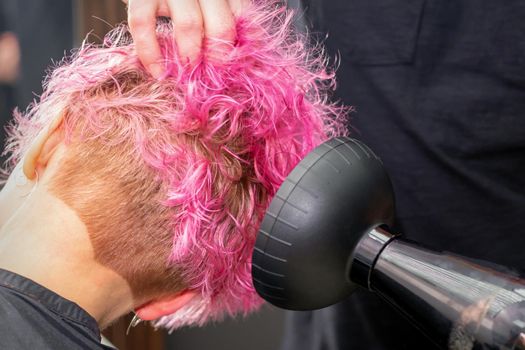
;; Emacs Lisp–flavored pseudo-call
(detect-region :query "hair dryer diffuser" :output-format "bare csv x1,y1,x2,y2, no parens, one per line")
252,137,395,310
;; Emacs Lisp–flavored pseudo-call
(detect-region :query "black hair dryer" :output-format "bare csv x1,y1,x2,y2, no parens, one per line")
252,137,525,350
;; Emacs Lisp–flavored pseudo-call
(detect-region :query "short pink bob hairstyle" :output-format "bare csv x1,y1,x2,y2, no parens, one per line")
2,1,347,329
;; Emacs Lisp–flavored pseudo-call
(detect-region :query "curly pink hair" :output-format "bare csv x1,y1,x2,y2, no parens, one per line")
2,1,347,329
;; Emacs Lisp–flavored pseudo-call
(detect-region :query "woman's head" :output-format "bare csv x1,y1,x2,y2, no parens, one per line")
2,2,347,329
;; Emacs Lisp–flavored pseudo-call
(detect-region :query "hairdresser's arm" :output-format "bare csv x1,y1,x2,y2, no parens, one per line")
123,0,248,78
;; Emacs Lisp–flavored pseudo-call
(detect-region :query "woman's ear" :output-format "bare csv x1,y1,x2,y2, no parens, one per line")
23,114,64,180
135,290,197,321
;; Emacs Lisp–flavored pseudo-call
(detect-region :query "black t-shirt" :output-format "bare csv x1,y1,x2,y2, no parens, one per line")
0,269,114,349
283,1,525,349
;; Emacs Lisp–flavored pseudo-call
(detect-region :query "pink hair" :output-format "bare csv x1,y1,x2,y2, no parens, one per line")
2,1,348,329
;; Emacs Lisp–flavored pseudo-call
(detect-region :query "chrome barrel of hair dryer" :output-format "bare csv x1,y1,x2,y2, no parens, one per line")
251,137,525,350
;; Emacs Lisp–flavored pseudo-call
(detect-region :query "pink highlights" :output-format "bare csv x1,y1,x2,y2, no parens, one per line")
2,1,348,329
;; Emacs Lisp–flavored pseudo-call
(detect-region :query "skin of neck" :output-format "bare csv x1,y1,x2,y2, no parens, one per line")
0,157,135,329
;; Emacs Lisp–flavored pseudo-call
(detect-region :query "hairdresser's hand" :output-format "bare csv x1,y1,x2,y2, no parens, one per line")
123,0,249,78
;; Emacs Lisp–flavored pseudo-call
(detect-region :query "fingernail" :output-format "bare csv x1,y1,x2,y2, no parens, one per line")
148,63,164,79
